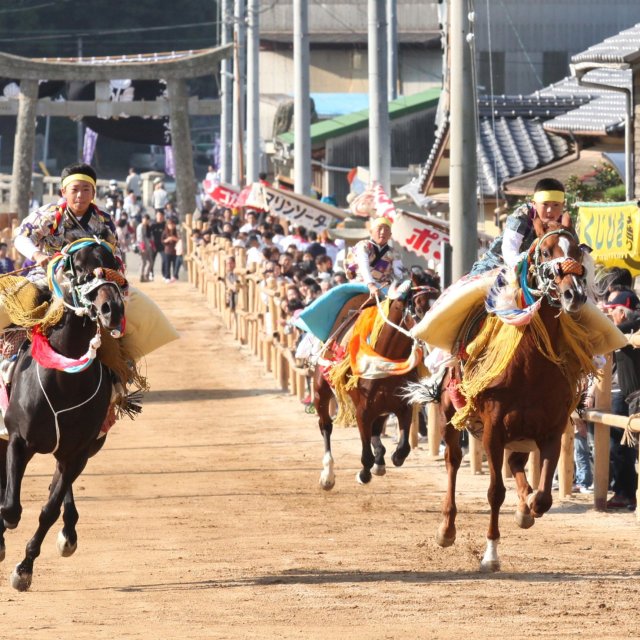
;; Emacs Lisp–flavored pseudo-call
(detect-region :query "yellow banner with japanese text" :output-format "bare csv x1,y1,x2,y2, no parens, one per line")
577,201,640,275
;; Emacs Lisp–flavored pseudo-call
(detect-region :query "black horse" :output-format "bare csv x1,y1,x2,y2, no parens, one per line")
0,231,127,591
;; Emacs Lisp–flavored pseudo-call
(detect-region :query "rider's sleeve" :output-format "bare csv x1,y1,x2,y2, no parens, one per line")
14,207,59,259
14,234,39,260
355,241,374,284
392,257,405,280
502,227,525,268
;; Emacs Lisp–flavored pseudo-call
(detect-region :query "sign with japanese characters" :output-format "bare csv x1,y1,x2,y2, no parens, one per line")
264,186,342,231
578,201,640,275
204,181,239,208
392,211,449,262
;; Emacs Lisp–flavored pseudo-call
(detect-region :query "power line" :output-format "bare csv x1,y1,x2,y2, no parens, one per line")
0,1,70,14
0,20,220,44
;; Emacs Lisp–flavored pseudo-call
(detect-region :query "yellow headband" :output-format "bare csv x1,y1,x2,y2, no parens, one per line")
61,173,96,190
371,216,392,228
532,190,564,204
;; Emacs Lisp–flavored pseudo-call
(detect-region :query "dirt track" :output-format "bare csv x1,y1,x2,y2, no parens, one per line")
2,278,640,639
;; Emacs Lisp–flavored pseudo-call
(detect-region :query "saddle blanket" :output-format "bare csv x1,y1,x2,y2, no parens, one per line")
293,282,369,341
411,269,627,356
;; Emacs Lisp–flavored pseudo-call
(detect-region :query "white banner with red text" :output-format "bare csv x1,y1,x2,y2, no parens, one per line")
392,211,449,263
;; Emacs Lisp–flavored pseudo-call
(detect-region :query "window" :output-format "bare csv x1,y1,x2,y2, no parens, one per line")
543,51,568,87
477,51,505,95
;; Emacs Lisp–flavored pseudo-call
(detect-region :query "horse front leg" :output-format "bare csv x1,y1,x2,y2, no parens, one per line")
1,434,34,529
508,451,535,529
315,380,336,491
57,485,79,557
391,405,413,467
528,437,561,518
355,408,375,485
437,419,462,548
11,455,88,592
0,439,6,562
480,434,506,573
371,415,387,476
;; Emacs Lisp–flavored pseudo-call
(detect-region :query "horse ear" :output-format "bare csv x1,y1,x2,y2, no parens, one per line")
533,216,545,237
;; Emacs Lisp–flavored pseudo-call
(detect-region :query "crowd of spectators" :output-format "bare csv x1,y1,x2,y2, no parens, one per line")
192,199,353,337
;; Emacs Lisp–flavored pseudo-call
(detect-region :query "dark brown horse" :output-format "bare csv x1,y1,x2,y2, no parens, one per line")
415,223,593,571
0,232,127,591
314,266,440,489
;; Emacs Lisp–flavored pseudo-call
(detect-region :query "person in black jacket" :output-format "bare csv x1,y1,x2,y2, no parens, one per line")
603,288,640,510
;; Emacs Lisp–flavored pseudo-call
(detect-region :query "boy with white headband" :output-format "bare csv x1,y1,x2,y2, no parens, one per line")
347,216,405,295
470,177,570,275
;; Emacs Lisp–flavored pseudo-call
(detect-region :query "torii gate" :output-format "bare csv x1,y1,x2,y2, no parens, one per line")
0,45,232,218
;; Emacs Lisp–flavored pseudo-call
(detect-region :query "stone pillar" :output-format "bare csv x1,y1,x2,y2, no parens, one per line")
167,78,197,218
10,79,39,219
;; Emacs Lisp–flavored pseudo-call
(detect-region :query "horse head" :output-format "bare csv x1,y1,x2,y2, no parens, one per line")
408,266,441,319
49,231,127,334
530,219,587,313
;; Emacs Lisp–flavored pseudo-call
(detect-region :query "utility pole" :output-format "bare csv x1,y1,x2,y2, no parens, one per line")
232,0,246,186
246,0,260,184
368,0,390,193
220,0,233,184
448,0,478,280
293,0,311,196
387,0,398,100
77,37,84,162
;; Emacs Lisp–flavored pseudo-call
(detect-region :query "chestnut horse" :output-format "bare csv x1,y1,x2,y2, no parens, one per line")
0,231,127,591
314,267,440,489
417,224,593,571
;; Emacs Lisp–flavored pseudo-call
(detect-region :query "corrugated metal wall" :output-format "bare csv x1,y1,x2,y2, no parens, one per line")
473,0,640,94
260,0,439,35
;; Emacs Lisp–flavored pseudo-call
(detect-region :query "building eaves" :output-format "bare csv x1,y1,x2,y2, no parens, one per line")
260,31,441,46
277,88,441,146
571,23,640,69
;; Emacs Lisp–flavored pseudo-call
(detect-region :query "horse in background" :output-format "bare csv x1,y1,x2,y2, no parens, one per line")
0,232,129,591
313,266,440,490
410,221,598,571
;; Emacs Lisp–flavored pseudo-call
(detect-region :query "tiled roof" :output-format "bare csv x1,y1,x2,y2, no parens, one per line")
571,23,640,67
535,72,630,135
477,116,569,196
417,94,574,198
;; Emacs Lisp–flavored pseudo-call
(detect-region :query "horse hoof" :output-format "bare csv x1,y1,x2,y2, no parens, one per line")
515,510,535,529
10,566,32,592
371,464,386,476
436,531,456,548
2,519,17,531
356,470,371,485
56,530,77,557
391,452,407,467
480,559,500,573
319,474,335,491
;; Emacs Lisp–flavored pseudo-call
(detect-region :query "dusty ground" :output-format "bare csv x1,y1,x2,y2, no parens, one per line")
1,278,640,639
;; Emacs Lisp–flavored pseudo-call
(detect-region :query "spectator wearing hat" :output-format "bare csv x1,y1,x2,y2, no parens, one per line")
602,287,640,510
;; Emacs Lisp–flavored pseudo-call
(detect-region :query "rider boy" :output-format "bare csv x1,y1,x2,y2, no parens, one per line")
346,216,405,295
470,177,569,275
14,163,117,283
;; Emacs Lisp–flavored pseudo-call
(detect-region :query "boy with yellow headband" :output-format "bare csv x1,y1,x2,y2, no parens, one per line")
10,162,177,362
14,163,117,278
470,177,570,275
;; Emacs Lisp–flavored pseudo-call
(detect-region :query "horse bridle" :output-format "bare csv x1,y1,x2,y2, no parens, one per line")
48,238,129,328
530,229,586,307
